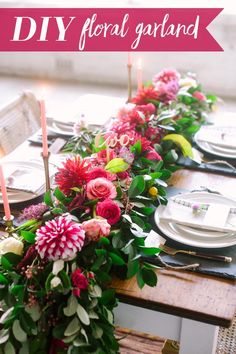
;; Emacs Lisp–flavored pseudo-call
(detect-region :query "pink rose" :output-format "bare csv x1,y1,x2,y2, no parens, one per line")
145,148,162,161
86,178,117,200
117,171,129,180
96,199,121,225
81,218,111,242
193,91,206,101
71,268,88,297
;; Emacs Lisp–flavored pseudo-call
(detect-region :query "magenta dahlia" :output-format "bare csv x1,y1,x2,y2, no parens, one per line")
55,157,90,196
35,216,85,261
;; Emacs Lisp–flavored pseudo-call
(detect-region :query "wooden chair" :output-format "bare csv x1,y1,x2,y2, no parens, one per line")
0,91,40,156
116,327,166,354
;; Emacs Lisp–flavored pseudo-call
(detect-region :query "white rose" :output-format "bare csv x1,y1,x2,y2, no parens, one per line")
50,276,62,288
179,78,197,89
0,237,24,256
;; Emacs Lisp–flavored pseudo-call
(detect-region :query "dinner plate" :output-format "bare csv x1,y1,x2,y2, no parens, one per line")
155,192,236,248
0,161,46,204
195,126,236,159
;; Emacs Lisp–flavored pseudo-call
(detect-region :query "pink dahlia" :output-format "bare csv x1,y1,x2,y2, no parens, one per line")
82,218,111,242
96,199,121,225
86,178,117,200
55,157,90,196
153,69,180,85
35,216,85,261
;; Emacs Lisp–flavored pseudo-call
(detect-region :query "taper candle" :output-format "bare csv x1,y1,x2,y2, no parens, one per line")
40,99,48,157
127,52,132,102
137,58,143,90
0,165,11,220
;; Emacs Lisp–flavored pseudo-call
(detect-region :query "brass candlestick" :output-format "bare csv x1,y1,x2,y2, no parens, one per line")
41,152,51,192
127,63,132,103
3,215,14,234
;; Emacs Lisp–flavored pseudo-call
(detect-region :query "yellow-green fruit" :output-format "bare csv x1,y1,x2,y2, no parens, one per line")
148,187,158,197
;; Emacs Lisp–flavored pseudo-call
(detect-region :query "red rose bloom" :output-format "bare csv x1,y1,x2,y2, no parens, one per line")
145,148,162,161
96,199,121,225
55,157,90,196
87,167,112,182
71,268,88,297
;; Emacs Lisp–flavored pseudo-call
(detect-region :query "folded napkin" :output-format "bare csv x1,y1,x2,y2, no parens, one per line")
159,199,236,233
197,127,236,149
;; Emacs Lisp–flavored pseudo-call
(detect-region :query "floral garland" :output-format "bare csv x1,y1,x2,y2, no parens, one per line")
0,69,217,353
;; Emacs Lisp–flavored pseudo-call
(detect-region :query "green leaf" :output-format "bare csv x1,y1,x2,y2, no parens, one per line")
89,285,102,298
25,305,41,322
76,303,90,326
0,307,14,324
64,296,78,317
0,273,9,285
54,187,67,203
105,158,129,173
136,270,145,289
98,237,110,246
20,311,36,335
100,289,116,306
139,207,154,216
164,150,178,164
163,134,193,158
1,253,22,270
64,317,80,336
12,319,27,342
139,247,161,256
59,270,71,289
21,230,36,244
128,175,145,198
0,329,9,344
43,190,53,207
4,342,15,354
45,273,54,292
141,268,158,287
127,259,139,278
131,140,142,154
53,324,67,339
108,252,125,266
10,285,24,298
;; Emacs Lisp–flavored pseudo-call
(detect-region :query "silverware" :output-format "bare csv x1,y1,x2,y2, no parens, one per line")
160,244,232,263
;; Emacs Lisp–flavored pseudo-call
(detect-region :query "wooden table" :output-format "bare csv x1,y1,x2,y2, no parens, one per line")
112,170,236,354
1,141,236,354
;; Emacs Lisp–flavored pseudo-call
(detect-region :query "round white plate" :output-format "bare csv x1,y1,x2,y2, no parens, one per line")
0,161,45,204
195,126,236,159
48,121,74,137
155,192,236,248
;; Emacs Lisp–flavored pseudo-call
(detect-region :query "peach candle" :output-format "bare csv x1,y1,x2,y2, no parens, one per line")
0,165,11,220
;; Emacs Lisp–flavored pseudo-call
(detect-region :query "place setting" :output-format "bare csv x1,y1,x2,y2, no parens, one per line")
146,190,236,279
177,124,236,176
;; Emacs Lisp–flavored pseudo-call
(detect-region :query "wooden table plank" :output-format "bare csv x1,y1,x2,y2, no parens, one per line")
112,269,236,327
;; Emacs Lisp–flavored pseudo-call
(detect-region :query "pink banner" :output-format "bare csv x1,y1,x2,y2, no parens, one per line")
0,8,223,51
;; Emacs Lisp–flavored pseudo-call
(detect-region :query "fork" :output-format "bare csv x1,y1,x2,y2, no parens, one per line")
160,244,232,263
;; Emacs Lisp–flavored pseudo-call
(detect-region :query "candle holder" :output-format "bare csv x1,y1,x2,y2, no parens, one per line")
127,63,132,103
3,215,14,234
41,152,51,192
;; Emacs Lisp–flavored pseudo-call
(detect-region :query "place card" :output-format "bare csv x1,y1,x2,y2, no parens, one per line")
145,230,166,254
203,204,231,229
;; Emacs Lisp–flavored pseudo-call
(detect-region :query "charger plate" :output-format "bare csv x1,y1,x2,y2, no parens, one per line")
0,161,45,204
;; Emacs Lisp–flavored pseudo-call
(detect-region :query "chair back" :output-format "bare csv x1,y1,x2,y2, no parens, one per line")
0,91,40,156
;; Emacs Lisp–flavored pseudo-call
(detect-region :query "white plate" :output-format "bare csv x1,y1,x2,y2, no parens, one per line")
0,161,46,204
49,121,74,136
195,126,236,159
155,192,236,248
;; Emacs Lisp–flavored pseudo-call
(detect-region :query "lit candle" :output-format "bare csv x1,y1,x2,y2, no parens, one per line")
40,99,48,157
0,165,11,220
137,58,143,90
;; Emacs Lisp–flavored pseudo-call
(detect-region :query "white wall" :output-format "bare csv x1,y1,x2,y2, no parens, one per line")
0,4,235,98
